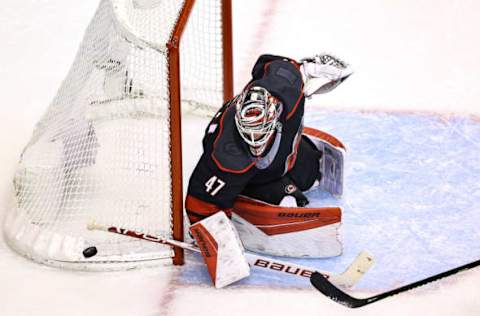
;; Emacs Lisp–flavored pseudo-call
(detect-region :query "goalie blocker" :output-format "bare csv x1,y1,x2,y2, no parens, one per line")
189,212,250,288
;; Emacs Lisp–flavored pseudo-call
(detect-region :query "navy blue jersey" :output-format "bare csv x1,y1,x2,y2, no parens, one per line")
186,55,307,223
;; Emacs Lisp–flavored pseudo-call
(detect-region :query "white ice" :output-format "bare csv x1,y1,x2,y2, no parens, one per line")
1,0,480,315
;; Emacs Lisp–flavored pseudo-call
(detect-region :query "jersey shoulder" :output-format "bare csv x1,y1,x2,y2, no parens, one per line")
203,102,256,174
250,55,304,119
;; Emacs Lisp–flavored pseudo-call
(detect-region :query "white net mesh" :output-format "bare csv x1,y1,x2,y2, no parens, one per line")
4,0,226,270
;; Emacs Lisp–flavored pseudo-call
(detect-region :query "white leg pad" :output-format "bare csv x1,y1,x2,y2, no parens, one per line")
232,197,343,258
232,213,342,258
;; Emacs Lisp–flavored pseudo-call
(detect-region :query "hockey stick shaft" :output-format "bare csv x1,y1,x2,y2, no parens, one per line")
88,221,198,251
88,221,373,288
310,258,480,308
246,250,373,288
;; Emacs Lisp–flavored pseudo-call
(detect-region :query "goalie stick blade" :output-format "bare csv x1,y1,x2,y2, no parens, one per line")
310,257,480,308
326,251,374,288
310,272,374,308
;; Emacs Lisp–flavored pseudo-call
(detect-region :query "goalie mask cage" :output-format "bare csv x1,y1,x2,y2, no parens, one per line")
3,0,233,270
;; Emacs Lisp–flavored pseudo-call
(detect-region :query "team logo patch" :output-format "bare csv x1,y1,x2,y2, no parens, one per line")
285,184,297,194
224,141,243,156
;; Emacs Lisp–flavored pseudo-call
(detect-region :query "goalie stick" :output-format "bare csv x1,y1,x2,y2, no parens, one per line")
88,221,374,288
310,257,480,308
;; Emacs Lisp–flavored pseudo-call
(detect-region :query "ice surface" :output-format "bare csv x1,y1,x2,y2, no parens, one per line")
2,0,480,315
180,110,480,291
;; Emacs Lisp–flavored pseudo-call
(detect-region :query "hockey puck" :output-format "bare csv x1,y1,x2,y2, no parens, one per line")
82,246,98,258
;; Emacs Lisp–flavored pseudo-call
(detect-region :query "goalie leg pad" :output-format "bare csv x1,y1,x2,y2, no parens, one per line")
189,212,250,288
232,196,342,258
302,127,346,197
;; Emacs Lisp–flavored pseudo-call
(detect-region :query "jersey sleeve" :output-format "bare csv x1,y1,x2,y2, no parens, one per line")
186,101,258,223
185,152,256,223
250,54,300,80
249,55,304,121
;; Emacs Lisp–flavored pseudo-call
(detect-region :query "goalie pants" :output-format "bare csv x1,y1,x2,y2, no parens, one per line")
241,136,321,207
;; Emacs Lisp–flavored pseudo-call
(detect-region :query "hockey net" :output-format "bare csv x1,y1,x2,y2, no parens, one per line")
4,0,232,270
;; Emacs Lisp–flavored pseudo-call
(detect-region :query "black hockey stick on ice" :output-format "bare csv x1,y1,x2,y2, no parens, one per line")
87,221,374,288
310,257,480,308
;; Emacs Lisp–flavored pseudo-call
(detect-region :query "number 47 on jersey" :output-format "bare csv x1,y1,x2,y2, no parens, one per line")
205,176,226,196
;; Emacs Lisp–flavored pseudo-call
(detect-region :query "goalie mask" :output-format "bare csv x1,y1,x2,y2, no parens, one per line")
234,86,282,156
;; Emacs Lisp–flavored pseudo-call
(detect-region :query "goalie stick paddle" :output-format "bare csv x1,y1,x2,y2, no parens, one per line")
310,257,480,308
87,221,374,288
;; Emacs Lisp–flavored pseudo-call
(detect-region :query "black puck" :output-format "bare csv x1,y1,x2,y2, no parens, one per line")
82,246,98,258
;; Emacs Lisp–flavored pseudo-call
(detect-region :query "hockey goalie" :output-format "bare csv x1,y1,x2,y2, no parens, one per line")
186,54,352,287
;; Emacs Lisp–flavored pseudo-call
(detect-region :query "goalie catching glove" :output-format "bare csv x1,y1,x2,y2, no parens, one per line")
300,53,353,97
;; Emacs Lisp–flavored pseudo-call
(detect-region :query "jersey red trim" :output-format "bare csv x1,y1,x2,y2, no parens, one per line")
189,223,218,283
286,89,304,120
285,129,302,172
290,59,301,69
211,102,256,174
256,219,339,236
263,61,274,74
185,195,232,224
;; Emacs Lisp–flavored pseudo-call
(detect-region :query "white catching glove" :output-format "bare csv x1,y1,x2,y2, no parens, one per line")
300,53,353,97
